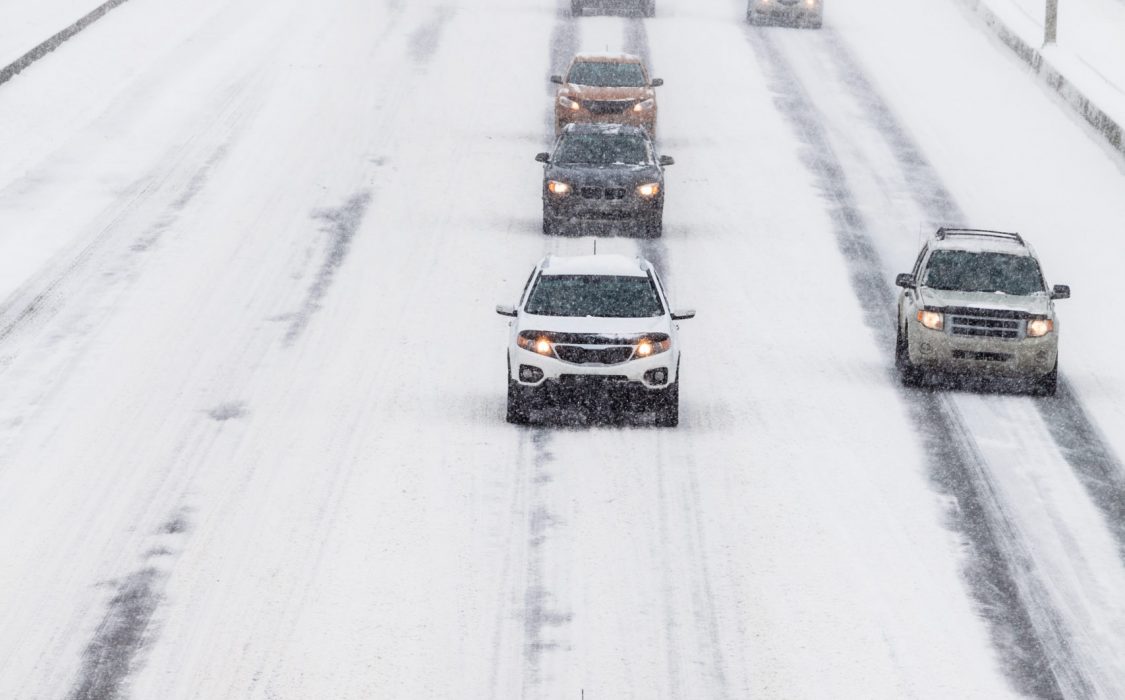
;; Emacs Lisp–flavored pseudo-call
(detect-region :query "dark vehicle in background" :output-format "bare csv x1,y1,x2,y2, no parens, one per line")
551,53,663,135
536,123,674,238
572,0,655,17
748,0,823,28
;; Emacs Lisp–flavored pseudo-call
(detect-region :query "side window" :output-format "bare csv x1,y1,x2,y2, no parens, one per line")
650,271,670,311
911,245,929,279
519,270,538,306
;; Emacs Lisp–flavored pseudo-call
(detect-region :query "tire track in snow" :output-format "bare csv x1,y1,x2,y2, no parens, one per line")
508,5,580,696
626,16,734,697
66,512,190,700
743,27,1080,699
519,429,573,695
815,31,1125,572
283,191,373,344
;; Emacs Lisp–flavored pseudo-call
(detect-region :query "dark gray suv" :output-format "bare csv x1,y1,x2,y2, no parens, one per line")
572,0,655,17
535,123,674,238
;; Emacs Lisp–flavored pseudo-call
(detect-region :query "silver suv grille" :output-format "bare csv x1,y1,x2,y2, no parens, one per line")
947,310,1022,339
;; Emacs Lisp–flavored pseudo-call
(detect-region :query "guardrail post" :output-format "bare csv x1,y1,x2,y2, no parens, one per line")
1044,0,1059,44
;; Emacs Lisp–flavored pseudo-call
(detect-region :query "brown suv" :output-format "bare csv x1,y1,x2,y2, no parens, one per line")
551,53,663,135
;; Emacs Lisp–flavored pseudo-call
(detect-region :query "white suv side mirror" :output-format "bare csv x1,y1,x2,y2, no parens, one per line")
496,304,518,317
671,309,695,321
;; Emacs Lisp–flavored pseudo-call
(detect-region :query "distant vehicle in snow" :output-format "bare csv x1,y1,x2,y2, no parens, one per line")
535,123,674,237
496,254,694,426
747,0,823,28
551,53,662,136
571,0,655,17
894,228,1070,395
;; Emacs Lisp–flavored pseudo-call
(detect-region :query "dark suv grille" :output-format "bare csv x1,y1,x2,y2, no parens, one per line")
582,99,635,115
580,187,628,200
554,345,635,365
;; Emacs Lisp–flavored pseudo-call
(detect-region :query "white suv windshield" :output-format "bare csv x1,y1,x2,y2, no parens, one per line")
924,251,1045,295
525,275,664,317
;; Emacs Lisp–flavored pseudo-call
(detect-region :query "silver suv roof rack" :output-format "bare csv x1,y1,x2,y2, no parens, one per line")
934,227,1024,245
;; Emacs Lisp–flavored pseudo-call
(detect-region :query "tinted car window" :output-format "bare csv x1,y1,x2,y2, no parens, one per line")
525,275,664,317
923,251,1045,295
567,62,645,87
555,134,650,166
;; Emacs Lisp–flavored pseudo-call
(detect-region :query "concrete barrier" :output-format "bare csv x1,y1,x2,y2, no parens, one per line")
0,0,133,88
957,0,1125,158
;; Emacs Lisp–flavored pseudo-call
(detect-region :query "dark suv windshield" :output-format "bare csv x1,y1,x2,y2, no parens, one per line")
923,251,1045,295
555,134,650,166
525,275,664,317
567,62,645,87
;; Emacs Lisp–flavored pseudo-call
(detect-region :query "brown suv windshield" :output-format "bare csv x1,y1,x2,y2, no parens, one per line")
567,62,646,87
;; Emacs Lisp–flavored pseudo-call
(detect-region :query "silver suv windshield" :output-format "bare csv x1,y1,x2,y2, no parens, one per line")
923,250,1045,295
525,275,664,317
567,62,645,87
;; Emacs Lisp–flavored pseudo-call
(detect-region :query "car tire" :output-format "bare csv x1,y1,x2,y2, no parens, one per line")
571,0,583,16
1032,361,1058,397
895,325,924,388
507,378,534,424
807,15,823,29
654,381,679,427
642,0,656,17
640,213,663,238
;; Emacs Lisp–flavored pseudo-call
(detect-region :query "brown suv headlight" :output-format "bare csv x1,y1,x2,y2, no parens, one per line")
1027,318,1054,337
558,96,580,111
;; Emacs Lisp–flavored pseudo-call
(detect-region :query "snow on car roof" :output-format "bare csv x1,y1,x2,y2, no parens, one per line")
930,234,1032,256
562,122,649,137
539,254,650,277
573,52,642,64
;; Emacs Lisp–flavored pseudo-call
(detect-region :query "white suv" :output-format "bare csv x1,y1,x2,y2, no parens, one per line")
496,254,694,426
895,228,1070,395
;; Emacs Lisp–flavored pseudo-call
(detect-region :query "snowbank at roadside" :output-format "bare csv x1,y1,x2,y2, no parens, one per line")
963,0,1125,156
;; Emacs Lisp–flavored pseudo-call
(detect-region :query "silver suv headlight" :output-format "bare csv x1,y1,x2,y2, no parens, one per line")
916,310,944,331
1027,318,1054,337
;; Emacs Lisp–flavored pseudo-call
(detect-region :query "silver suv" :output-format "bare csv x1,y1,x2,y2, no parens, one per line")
894,228,1070,395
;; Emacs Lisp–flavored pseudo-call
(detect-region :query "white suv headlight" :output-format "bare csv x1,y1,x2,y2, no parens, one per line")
517,333,554,356
635,336,671,357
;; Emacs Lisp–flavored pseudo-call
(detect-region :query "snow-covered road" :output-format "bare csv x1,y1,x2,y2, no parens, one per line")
1,0,1124,697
